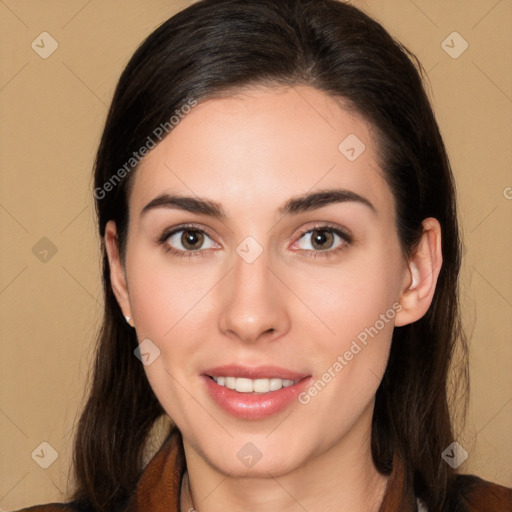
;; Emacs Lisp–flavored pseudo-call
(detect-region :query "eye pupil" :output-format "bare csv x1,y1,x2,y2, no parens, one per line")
182,230,203,250
311,229,334,250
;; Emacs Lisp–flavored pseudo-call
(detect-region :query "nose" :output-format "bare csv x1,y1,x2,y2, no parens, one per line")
217,249,290,345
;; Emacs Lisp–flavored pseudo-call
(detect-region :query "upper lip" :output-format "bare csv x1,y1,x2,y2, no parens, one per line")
203,364,310,381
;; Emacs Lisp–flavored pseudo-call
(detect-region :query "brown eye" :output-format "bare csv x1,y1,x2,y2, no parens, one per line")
181,229,205,250
293,225,351,257
309,229,335,251
162,227,217,254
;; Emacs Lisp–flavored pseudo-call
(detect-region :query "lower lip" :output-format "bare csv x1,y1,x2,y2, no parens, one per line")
202,375,312,420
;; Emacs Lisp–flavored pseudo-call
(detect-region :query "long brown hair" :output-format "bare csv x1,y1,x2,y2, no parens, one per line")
71,1,468,510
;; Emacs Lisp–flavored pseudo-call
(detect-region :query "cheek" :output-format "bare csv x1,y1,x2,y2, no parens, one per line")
294,279,397,437
125,254,212,420
124,252,221,404
290,247,403,350
126,251,216,341
290,245,402,412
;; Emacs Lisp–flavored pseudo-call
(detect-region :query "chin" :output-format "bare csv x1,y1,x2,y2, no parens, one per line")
185,426,317,477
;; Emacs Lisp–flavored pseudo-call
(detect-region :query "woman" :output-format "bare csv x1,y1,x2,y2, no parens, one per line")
18,0,512,511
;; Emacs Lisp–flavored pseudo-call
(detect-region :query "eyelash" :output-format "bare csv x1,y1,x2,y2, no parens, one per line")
157,223,353,260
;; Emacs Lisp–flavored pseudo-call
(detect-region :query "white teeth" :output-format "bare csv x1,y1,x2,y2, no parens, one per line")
235,378,253,393
225,376,236,390
269,378,282,391
253,378,270,393
211,376,298,393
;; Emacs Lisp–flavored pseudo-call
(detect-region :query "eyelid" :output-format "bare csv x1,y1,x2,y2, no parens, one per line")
293,222,353,242
157,222,216,244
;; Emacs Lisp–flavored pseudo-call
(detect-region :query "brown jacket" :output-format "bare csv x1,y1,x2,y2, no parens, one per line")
16,428,512,512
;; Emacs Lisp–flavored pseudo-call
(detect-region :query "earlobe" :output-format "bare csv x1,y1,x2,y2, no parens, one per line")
104,220,133,325
394,218,443,327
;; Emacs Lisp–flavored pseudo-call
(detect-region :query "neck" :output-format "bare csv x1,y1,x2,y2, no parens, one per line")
180,405,389,512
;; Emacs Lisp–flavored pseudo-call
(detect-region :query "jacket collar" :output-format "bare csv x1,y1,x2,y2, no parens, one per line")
126,428,185,511
127,428,416,512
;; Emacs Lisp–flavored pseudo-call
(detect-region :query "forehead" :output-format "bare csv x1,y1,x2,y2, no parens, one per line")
130,85,393,222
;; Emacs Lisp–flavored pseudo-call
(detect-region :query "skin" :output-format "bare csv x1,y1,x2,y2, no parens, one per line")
105,85,442,512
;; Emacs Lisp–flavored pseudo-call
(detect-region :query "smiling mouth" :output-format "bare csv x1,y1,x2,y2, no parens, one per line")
202,366,312,419
208,376,300,393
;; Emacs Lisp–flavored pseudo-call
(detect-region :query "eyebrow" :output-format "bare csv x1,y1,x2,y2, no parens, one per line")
141,188,376,219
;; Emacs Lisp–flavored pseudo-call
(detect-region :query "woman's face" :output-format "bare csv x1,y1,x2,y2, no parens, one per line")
109,85,413,476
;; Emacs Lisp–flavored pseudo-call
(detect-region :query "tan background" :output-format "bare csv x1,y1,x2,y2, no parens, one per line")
1,0,511,509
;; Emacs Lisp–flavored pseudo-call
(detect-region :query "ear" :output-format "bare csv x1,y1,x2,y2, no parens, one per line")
394,217,443,327
104,220,133,326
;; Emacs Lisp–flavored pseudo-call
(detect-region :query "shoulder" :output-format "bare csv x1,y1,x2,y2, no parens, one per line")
450,474,512,511
12,505,80,512
12,430,183,512
13,500,91,512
